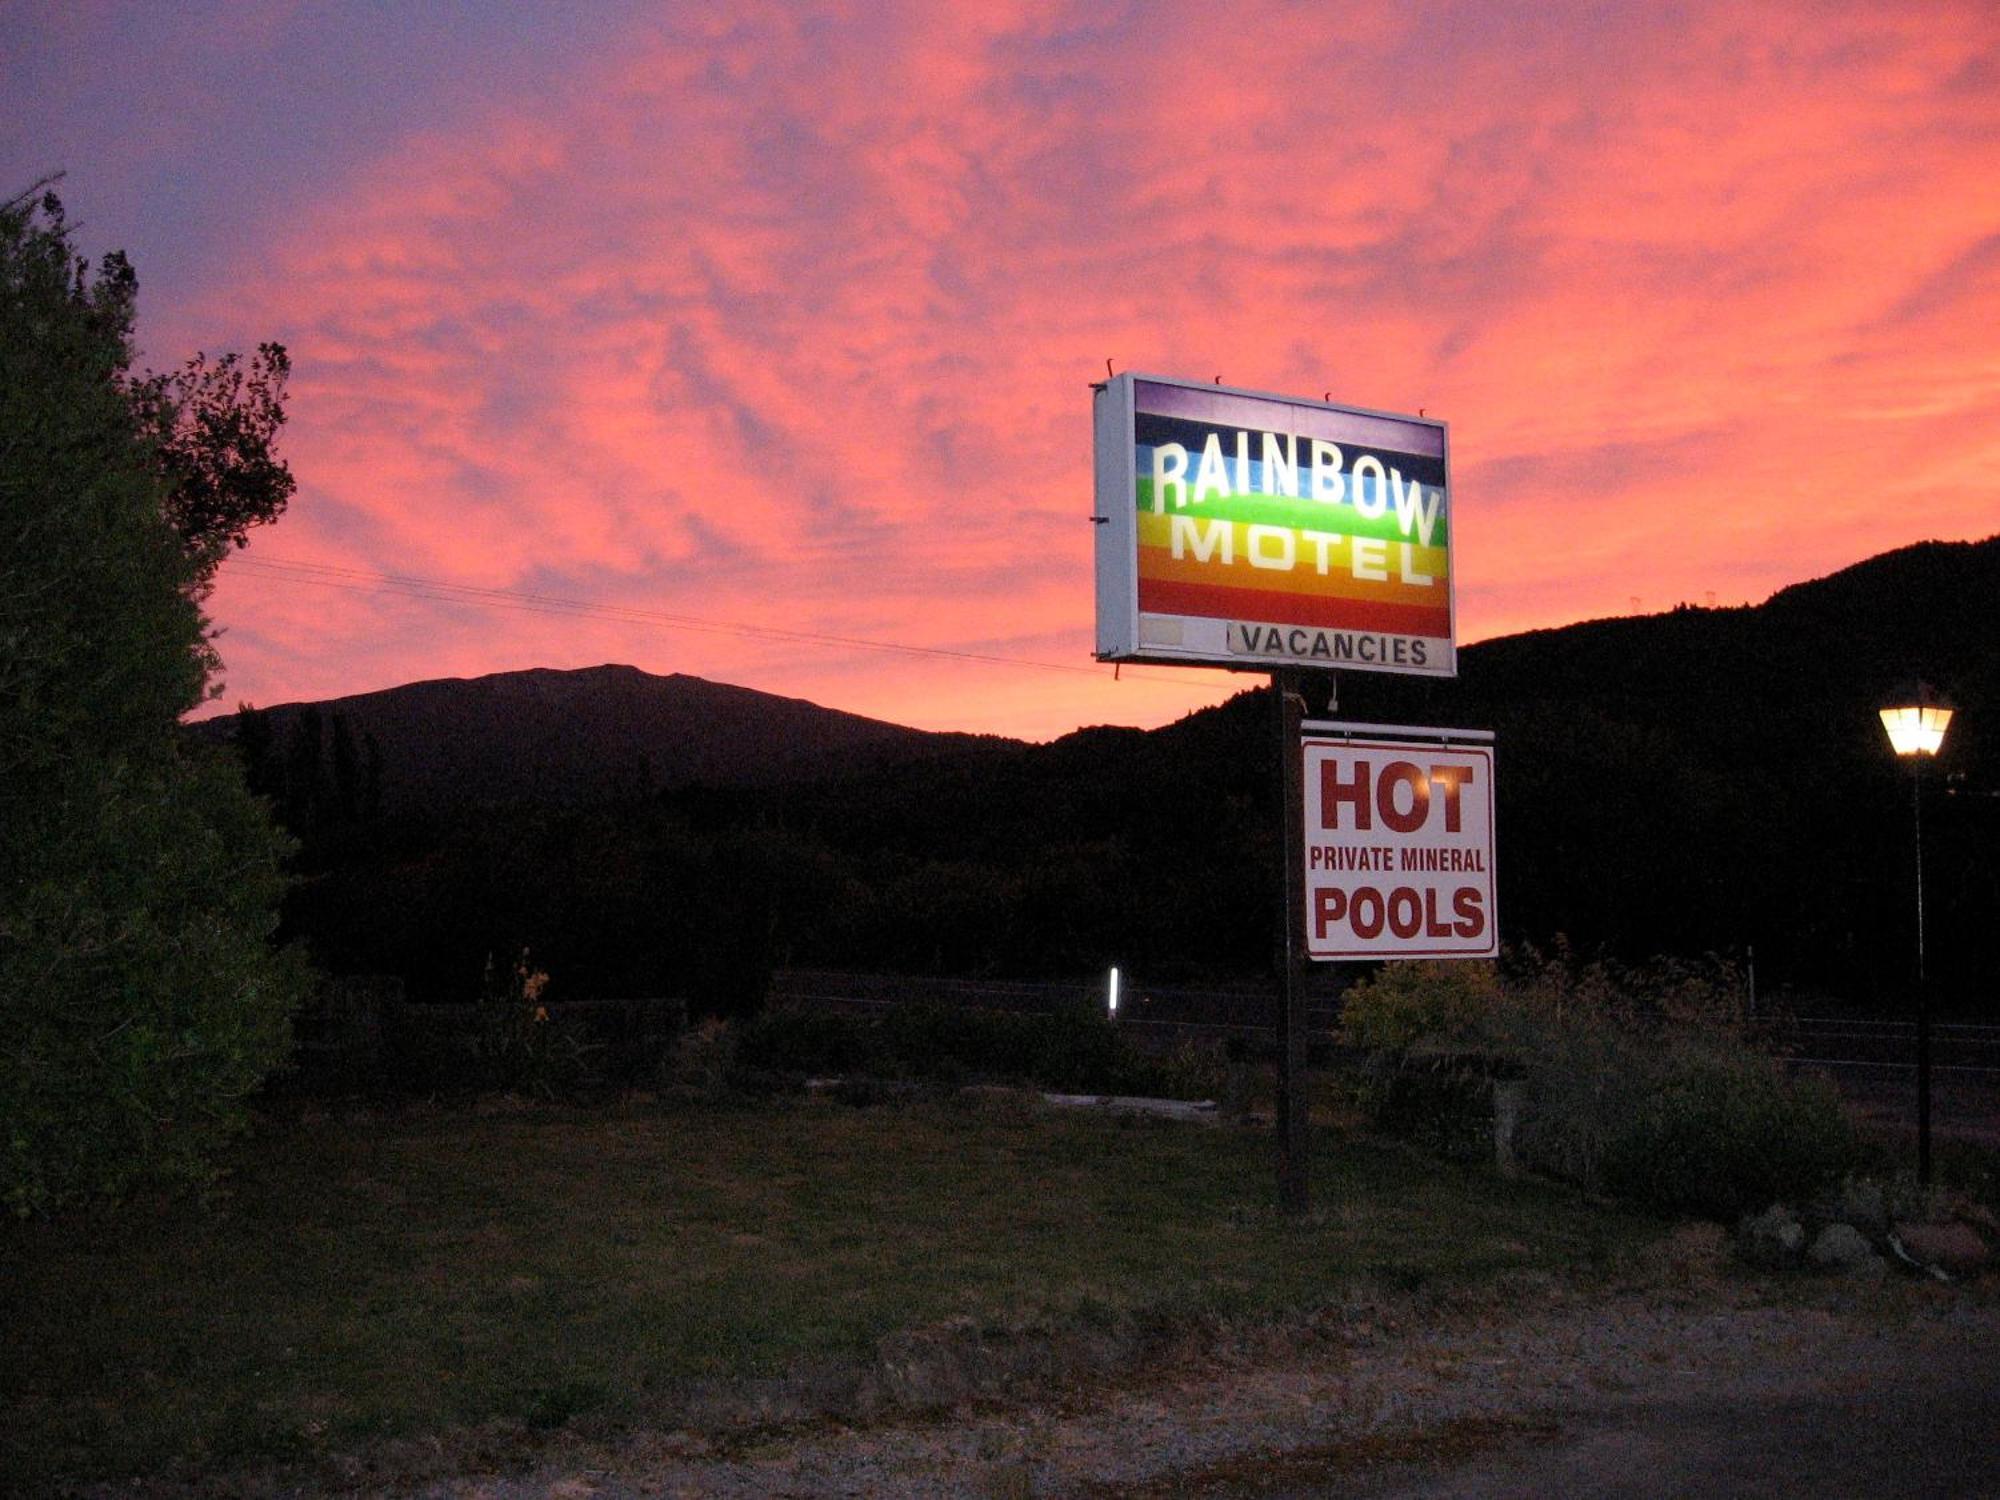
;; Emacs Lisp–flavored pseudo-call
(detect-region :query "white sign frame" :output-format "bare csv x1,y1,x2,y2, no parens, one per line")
1094,373,1456,677
1300,721,1497,961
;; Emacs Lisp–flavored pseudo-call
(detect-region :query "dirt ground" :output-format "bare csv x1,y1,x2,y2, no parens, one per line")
75,1081,2000,1500
299,1239,1998,1500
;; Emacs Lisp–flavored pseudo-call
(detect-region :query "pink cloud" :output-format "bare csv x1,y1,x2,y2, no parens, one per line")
106,0,1997,739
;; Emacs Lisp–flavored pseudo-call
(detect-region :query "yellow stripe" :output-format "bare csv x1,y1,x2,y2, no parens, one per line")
1136,514,1447,607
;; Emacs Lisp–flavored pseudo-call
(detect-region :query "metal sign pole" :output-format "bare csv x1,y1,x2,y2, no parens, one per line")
1273,668,1311,1217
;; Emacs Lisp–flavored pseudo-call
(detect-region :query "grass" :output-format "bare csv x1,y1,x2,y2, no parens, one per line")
0,1092,1664,1490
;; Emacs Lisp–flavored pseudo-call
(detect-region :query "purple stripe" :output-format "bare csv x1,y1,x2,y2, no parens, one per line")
1133,377,1445,459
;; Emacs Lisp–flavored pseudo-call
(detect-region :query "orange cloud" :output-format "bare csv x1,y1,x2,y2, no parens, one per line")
88,0,1993,739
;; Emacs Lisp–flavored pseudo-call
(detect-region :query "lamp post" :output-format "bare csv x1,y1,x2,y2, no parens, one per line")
1878,683,1954,1184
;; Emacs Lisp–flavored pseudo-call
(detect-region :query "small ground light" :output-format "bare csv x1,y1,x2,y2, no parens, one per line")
1107,966,1120,1017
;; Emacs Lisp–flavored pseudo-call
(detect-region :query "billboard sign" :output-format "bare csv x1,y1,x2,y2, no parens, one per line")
1301,724,1496,960
1095,374,1454,676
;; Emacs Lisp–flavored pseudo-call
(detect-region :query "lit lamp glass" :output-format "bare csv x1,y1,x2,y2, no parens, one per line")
1879,699,1954,757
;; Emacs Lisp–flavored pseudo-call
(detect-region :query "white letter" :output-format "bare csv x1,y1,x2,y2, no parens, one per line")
1391,469,1441,545
1169,514,1232,565
1194,434,1231,504
1352,454,1388,519
1310,441,1344,503
1247,525,1295,570
1234,430,1250,494
1151,443,1189,513
1302,529,1343,574
1398,543,1433,586
1261,432,1299,497
1352,536,1388,581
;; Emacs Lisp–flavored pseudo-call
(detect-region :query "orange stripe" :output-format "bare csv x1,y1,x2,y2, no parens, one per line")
1139,577,1452,637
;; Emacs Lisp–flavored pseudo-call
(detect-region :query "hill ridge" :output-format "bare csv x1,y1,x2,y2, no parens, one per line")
204,662,1018,812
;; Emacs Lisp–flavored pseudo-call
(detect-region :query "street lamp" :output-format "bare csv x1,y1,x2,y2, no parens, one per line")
1879,683,1954,1184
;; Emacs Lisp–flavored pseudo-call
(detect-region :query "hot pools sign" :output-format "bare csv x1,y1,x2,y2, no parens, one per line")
1093,374,1454,675
1302,727,1497,960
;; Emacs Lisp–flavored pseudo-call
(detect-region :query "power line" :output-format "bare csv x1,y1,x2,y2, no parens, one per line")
230,555,1229,691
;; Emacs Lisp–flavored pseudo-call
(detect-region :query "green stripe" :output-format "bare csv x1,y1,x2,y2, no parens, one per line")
1134,476,1452,546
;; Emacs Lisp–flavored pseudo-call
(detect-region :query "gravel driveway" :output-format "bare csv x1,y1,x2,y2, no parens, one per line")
374,1244,1999,1500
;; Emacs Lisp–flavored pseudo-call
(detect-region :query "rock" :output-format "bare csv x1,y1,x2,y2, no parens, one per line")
1895,1222,1990,1277
1953,1200,2000,1240
1837,1179,1889,1235
1738,1204,1805,1268
1807,1223,1884,1276
1041,1093,1219,1123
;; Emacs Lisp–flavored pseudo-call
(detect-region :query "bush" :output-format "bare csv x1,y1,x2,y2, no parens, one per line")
1342,948,1855,1218
1338,959,1508,1053
1594,1046,1855,1219
2,753,308,1214
1506,943,1753,1036
1364,1063,1496,1161
1340,959,1526,1157
733,1005,876,1078
728,1002,1185,1097
1506,1009,1632,1189
475,950,599,1099
1154,1037,1231,1106
663,1016,737,1101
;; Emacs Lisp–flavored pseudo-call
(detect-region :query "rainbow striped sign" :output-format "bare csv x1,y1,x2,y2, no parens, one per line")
1094,375,1454,676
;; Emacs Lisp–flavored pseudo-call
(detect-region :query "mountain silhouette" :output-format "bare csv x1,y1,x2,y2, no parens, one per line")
1335,535,1996,766
221,535,1997,1009
204,664,1015,812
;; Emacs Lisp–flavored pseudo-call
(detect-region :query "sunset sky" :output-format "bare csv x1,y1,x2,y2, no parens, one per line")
7,1,1997,740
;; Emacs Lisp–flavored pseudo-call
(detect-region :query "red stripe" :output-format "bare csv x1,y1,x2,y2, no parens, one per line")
1139,578,1451,638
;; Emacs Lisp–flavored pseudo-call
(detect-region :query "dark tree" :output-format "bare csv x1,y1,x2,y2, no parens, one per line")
0,183,306,1216
234,702,278,798
330,712,361,824
127,340,296,582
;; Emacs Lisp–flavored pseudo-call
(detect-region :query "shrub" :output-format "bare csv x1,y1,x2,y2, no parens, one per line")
726,1001,1187,1097
1340,959,1531,1153
732,1005,876,1078
2,753,308,1214
475,950,596,1098
1507,1010,1634,1190
1594,1046,1855,1219
1506,942,1751,1036
1338,959,1508,1054
663,1016,737,1101
1153,1038,1231,1105
1364,1063,1497,1161
999,1010,1128,1093
1342,947,1855,1219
